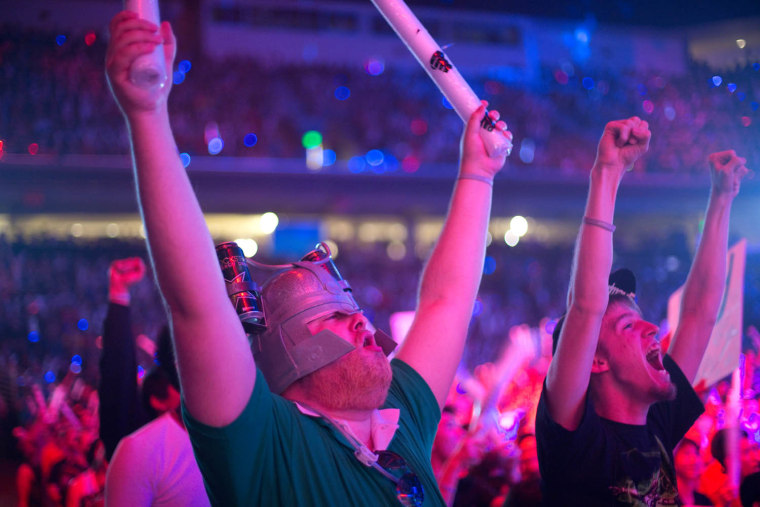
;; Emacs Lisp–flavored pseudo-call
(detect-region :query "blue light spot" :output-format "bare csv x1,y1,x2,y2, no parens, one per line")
574,28,589,44
71,355,82,365
441,96,454,109
751,102,759,111
348,156,366,173
519,138,536,164
737,92,746,102
636,84,647,96
712,75,723,87
208,137,224,155
483,256,496,275
365,149,384,166
28,331,40,343
455,382,467,395
178,60,192,73
582,77,594,90
472,299,483,317
56,35,67,46
334,86,351,100
365,58,385,76
70,363,82,374
44,371,56,383
172,71,186,85
384,153,399,172
179,152,191,168
244,133,258,147
137,365,145,379
754,63,760,71
727,83,737,93
323,149,337,167
77,319,89,331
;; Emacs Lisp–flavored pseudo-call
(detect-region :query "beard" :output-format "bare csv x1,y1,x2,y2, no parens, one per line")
294,349,393,412
650,380,677,403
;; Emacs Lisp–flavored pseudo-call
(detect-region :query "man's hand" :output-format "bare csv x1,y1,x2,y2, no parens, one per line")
709,150,749,199
594,116,651,174
459,101,511,179
105,11,176,119
108,257,146,305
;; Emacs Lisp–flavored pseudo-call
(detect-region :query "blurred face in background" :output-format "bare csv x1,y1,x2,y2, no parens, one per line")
674,439,703,482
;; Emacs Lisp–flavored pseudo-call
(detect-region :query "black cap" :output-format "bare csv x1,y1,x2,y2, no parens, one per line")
608,268,637,299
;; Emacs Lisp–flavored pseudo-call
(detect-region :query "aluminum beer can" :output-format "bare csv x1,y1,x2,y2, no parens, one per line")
300,242,351,291
216,241,265,330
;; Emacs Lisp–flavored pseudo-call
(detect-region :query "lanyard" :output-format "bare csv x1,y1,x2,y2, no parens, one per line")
296,401,401,485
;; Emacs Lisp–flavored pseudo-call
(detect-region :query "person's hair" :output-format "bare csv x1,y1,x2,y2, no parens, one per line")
141,367,174,419
675,437,700,455
711,428,749,467
551,293,634,355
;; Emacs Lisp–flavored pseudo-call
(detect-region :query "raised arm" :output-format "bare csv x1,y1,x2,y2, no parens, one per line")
99,257,148,460
106,12,254,427
668,150,748,382
545,117,650,430
395,102,510,409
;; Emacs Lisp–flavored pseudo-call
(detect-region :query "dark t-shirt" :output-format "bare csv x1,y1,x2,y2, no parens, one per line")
536,355,704,506
691,491,713,506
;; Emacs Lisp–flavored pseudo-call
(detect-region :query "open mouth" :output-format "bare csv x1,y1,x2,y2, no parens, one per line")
646,348,665,371
360,333,383,352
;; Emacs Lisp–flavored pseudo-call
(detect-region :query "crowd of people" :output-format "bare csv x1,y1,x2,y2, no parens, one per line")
1,23,757,176
1,228,759,504
2,6,760,507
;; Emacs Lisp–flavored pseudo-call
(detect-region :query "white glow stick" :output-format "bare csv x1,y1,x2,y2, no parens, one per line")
370,0,513,158
124,0,168,89
726,367,742,491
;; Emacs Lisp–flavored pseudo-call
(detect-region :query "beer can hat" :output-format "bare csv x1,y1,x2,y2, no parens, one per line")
225,242,397,394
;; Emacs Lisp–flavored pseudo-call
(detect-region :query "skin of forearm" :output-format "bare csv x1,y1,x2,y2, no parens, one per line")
679,192,733,321
126,111,228,318
567,167,620,313
417,176,492,311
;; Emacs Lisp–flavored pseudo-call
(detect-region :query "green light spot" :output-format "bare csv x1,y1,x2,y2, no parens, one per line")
302,130,323,149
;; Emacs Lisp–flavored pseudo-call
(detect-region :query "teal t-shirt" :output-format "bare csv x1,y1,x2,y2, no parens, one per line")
183,358,445,506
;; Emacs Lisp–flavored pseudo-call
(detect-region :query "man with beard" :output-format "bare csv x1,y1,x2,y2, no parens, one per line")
535,116,748,506
105,10,510,506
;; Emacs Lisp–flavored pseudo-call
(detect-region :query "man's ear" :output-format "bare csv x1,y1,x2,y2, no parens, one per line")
591,355,610,374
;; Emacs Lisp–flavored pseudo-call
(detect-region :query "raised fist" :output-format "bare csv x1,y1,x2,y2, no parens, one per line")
460,101,511,180
105,10,176,118
594,116,651,174
708,150,749,198
109,257,146,304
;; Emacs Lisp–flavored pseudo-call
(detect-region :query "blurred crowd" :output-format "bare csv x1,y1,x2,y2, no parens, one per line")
1,24,758,176
2,12,760,507
1,234,759,505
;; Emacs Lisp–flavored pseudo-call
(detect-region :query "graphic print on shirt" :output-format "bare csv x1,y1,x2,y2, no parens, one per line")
608,436,679,507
